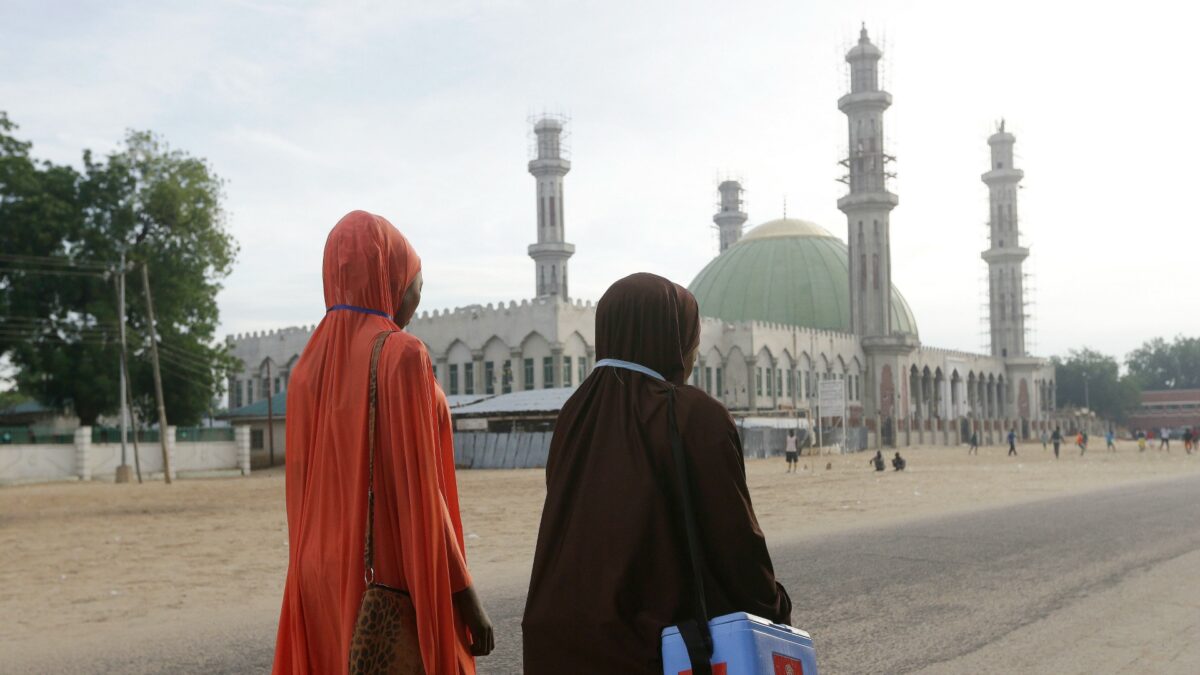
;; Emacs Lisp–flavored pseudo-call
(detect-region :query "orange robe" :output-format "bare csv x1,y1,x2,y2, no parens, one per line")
273,211,475,675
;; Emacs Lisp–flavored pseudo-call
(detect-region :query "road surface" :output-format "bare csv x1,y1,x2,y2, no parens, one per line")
12,473,1200,674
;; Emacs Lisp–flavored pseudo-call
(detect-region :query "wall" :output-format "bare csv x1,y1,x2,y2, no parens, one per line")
0,426,250,485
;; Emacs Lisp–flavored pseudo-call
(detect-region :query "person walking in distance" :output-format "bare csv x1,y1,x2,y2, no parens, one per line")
784,429,799,473
1007,428,1017,456
1051,426,1062,459
1182,427,1194,455
1160,427,1171,451
1040,429,1049,451
1105,428,1116,452
968,429,980,455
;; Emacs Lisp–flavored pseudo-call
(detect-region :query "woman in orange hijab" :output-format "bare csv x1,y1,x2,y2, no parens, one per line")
272,211,493,675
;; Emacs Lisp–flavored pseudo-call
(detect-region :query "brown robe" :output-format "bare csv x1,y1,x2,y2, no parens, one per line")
522,273,791,675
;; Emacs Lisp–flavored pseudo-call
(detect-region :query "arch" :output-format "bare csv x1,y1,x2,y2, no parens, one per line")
724,346,751,409
519,332,551,389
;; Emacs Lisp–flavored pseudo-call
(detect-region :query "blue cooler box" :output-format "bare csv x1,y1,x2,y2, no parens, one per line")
661,612,818,675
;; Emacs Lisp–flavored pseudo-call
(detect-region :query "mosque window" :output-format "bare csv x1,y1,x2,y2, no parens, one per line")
872,254,879,290
787,370,794,399
756,368,763,397
706,367,714,393
502,362,513,394
449,364,459,395
563,356,573,387
549,196,557,229
233,380,243,409
464,363,475,395
485,361,495,395
524,359,535,390
860,254,867,288
578,358,586,385
716,367,724,397
777,370,783,398
543,357,554,389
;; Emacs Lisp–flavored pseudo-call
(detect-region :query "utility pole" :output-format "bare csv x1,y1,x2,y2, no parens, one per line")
1082,371,1091,435
115,251,132,483
265,359,275,467
141,263,173,484
123,355,143,484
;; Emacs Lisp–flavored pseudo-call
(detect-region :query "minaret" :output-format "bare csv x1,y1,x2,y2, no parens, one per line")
838,25,898,337
528,116,575,300
714,180,748,252
982,120,1028,358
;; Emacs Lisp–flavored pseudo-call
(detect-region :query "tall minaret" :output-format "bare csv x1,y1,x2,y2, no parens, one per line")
528,116,575,300
982,121,1028,358
714,180,747,252
838,25,898,337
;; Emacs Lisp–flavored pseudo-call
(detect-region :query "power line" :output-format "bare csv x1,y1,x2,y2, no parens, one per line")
0,253,112,270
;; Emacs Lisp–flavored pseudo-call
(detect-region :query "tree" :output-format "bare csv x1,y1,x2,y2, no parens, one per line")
0,114,239,425
1126,336,1200,390
1051,348,1141,423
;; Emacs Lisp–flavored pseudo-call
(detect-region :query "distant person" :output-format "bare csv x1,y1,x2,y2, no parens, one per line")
1183,427,1194,454
1051,427,1062,459
1076,431,1086,455
784,429,799,473
968,430,980,455
1040,429,1049,451
1137,433,1147,452
1105,429,1116,452
1160,428,1171,451
1007,429,1017,456
870,450,886,471
892,452,906,471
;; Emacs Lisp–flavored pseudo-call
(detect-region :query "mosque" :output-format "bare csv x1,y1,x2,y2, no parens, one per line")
226,27,1058,448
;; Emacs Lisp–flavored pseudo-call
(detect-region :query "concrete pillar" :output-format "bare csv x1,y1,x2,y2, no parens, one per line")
74,426,92,481
509,348,523,391
235,425,252,475
745,357,759,412
696,356,707,392
551,345,564,388
436,356,449,391
770,358,780,409
471,350,485,395
165,425,178,480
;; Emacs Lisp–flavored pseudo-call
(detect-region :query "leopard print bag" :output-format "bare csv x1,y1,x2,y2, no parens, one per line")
349,331,425,675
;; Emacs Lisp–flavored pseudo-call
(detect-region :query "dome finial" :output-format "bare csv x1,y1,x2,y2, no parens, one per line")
860,22,869,43
782,195,788,219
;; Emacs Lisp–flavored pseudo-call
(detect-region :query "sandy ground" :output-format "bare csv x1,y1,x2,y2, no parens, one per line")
1,439,1197,663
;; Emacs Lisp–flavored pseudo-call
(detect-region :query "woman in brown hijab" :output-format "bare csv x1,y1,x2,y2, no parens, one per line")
522,273,791,674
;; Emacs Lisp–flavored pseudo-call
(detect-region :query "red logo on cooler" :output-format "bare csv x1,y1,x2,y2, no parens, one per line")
678,663,727,675
773,652,804,675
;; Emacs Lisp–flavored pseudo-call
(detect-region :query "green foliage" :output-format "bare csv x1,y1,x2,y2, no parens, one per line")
1051,348,1141,423
0,114,239,425
1125,336,1200,390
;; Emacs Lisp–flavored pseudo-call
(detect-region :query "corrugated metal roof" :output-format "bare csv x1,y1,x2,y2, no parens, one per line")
222,390,287,419
452,387,577,416
446,394,491,408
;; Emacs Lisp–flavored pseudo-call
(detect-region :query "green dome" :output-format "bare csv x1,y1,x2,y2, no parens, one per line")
688,218,918,336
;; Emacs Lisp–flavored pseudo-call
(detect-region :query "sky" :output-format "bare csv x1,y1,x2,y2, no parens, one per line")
2,0,1197,362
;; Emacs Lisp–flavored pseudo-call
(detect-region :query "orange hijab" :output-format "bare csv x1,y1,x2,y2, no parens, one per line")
273,210,474,675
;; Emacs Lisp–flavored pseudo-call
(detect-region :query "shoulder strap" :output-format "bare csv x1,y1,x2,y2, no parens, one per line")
364,330,398,585
667,387,714,675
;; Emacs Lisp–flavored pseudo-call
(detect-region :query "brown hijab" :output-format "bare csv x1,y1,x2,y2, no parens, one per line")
522,273,791,675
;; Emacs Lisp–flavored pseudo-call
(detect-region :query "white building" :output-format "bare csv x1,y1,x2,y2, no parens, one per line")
226,27,1059,448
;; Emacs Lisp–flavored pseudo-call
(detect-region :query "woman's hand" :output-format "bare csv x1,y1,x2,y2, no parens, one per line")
453,585,495,656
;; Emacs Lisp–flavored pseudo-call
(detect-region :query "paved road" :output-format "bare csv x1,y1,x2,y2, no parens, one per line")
16,474,1200,674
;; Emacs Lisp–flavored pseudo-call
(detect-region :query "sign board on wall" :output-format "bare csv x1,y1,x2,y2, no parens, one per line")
818,379,846,415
